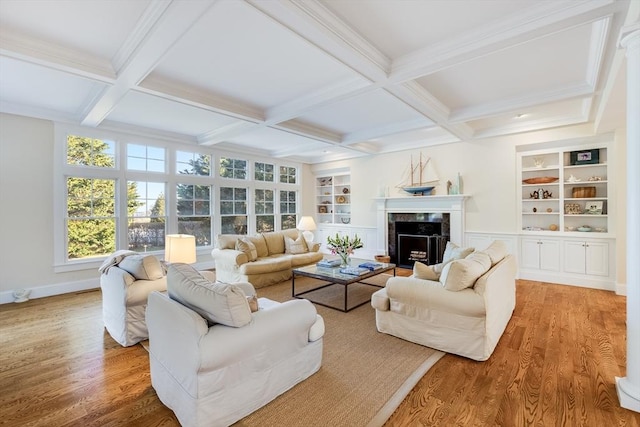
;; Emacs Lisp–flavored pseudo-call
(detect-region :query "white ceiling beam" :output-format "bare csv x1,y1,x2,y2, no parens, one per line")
197,122,259,146
81,0,217,127
341,118,433,145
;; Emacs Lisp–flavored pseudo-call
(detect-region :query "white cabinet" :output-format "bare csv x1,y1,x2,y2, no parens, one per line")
520,238,560,272
564,240,609,277
316,174,351,225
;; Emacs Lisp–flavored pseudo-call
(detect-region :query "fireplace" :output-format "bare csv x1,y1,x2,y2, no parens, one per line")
375,195,468,267
389,215,449,268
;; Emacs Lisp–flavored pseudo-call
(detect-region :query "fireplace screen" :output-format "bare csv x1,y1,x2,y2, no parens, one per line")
397,234,447,268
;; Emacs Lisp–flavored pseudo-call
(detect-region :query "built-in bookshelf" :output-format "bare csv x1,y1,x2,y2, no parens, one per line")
316,174,351,225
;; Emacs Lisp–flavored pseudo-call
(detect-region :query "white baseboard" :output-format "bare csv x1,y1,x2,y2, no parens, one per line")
0,277,100,305
616,282,627,296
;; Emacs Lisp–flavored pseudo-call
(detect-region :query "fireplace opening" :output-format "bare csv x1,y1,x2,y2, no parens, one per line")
387,213,450,268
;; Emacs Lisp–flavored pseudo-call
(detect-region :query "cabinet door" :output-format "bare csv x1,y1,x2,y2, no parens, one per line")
585,241,609,276
564,241,586,274
521,239,541,269
539,239,560,271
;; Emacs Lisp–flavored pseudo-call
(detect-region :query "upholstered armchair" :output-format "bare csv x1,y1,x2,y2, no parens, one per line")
146,263,324,427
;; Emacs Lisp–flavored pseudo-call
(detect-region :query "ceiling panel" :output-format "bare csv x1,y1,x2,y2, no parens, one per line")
149,0,364,110
107,91,240,137
0,57,107,116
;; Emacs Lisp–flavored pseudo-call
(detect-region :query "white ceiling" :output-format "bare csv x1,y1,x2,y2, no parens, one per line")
0,0,635,164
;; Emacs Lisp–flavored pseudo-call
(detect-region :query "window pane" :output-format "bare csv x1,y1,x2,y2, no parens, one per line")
67,218,116,259
257,216,274,233
220,157,247,179
66,135,115,168
127,181,166,252
178,217,211,247
221,216,247,234
279,166,297,184
177,151,211,176
128,220,165,252
67,178,115,217
255,162,275,181
128,144,165,172
281,215,297,230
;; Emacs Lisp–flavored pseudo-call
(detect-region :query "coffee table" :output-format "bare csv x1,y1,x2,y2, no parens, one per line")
292,258,396,312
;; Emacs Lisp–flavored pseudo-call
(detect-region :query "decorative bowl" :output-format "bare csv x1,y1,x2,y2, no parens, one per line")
341,217,350,224
577,226,592,232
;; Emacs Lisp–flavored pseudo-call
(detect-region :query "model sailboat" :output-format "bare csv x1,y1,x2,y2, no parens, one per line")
397,153,439,195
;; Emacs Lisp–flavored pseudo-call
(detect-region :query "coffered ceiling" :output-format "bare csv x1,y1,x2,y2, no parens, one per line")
0,0,635,163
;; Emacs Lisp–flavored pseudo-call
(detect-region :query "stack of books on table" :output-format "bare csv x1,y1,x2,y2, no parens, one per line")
358,262,383,271
339,267,370,276
317,259,341,268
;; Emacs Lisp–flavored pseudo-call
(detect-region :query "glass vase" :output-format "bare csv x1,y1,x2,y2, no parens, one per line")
338,252,350,267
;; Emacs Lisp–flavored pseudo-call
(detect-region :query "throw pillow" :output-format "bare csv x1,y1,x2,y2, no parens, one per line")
235,238,258,261
442,241,474,264
284,233,308,254
483,240,508,265
117,254,164,280
413,261,439,280
439,251,491,291
167,263,252,328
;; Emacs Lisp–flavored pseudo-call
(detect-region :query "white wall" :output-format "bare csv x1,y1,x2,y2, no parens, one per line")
0,112,628,302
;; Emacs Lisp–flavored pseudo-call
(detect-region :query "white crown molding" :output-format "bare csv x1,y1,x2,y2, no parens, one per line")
265,76,373,124
391,0,616,82
0,31,116,82
0,100,81,124
110,0,174,73
585,17,612,87
197,121,259,145
449,82,594,123
98,119,199,145
247,0,390,82
139,76,265,123
273,120,342,144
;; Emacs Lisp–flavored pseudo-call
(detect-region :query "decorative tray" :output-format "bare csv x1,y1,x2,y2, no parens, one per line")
522,177,559,184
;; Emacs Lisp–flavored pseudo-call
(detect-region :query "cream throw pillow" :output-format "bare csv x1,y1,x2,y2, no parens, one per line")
235,237,258,261
284,233,308,254
167,263,252,327
442,241,475,264
439,251,491,291
483,240,508,265
413,261,439,280
118,254,164,280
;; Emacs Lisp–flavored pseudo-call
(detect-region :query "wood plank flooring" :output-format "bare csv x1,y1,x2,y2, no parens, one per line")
0,278,638,426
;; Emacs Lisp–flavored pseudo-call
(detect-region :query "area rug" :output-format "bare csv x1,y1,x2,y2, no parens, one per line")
231,274,445,427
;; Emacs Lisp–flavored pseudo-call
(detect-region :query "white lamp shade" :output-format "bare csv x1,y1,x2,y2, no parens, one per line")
297,216,317,231
165,234,196,264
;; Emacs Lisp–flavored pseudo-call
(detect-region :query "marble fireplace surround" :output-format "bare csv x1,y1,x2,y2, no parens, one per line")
375,195,469,257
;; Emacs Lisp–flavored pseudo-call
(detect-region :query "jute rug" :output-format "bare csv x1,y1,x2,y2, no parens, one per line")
231,274,445,427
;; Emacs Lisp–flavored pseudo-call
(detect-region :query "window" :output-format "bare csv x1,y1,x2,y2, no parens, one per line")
280,190,298,230
128,181,166,252
177,183,212,246
66,177,116,259
255,189,274,232
220,187,247,234
279,166,297,184
67,134,115,168
255,162,274,182
177,151,211,176
128,143,165,172
219,157,247,179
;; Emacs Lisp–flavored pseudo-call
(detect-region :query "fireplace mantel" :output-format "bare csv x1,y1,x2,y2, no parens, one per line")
375,195,469,255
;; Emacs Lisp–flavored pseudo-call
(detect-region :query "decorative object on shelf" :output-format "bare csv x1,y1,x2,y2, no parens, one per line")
533,207,537,212
570,149,599,165
585,201,603,215
588,176,604,181
566,226,577,231
319,177,333,186
336,195,346,204
522,177,559,184
549,224,558,231
326,233,363,267
533,157,545,168
529,189,553,199
565,203,582,214
374,255,391,263
297,216,317,243
572,187,596,198
342,187,350,194
595,227,606,232
566,174,581,183
397,152,439,195
546,208,553,212
318,206,327,214
341,217,350,224
577,226,592,232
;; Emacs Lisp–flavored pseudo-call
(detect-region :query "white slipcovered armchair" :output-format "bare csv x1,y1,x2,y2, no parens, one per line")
146,263,324,427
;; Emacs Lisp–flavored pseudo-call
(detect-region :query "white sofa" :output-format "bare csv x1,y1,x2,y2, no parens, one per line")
146,263,324,427
211,229,323,288
371,241,517,361
99,251,215,347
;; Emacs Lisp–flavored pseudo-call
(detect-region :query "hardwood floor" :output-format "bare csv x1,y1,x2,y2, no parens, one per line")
0,277,638,426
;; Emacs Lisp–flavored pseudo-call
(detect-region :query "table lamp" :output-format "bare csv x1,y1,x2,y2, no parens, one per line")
297,216,317,243
165,234,196,264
